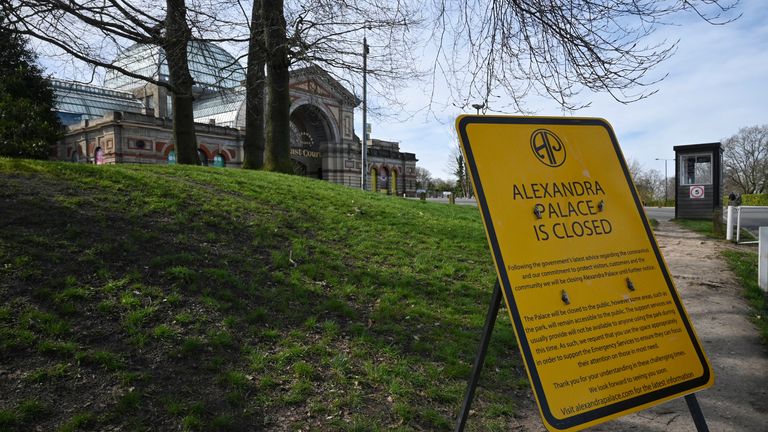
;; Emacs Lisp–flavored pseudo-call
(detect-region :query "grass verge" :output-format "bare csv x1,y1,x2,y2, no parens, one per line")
673,219,720,238
721,250,768,345
673,218,756,241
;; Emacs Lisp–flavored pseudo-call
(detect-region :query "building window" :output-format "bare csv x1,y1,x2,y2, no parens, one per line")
680,154,712,185
166,95,173,117
168,150,176,165
128,138,151,149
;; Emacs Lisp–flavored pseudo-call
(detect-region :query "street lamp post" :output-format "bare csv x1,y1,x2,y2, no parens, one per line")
655,158,674,207
471,103,485,115
361,36,369,191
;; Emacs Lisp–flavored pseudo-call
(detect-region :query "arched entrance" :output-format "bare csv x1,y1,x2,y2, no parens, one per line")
378,167,389,193
290,103,335,180
390,169,398,195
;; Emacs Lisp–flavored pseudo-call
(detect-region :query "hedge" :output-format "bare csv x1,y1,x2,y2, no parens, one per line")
724,194,768,206
741,194,768,206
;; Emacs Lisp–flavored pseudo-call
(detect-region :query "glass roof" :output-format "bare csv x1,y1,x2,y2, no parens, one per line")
52,79,144,125
104,41,246,93
193,89,246,128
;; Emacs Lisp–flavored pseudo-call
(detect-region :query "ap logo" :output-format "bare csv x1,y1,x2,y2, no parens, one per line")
530,129,566,167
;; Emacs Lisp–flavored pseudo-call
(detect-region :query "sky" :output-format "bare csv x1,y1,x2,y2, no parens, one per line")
33,1,766,182
365,0,768,181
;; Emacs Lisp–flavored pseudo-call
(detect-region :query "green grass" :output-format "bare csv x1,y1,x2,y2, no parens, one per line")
0,158,519,431
59,412,97,432
674,219,720,238
0,400,51,431
674,218,756,241
648,218,659,229
721,250,768,345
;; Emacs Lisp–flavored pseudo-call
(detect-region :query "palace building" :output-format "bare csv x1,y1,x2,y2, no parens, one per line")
52,41,418,196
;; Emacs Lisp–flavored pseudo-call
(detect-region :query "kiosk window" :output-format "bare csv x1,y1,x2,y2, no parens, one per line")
681,154,711,185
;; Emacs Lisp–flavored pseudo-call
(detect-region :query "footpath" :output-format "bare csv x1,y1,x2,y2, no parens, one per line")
511,220,768,431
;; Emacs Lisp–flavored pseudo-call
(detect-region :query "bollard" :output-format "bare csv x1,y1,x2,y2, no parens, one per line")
726,206,734,241
760,227,768,293
449,193,456,205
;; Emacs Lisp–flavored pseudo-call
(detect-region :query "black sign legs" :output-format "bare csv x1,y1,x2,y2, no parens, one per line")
455,280,503,432
685,394,710,432
456,281,711,432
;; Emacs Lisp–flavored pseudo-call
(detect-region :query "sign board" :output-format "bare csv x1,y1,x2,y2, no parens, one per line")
689,185,705,199
456,116,713,431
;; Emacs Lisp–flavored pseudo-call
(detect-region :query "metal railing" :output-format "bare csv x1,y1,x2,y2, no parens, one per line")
725,205,768,244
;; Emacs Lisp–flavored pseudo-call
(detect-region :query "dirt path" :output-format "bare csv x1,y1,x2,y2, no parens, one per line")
511,220,768,431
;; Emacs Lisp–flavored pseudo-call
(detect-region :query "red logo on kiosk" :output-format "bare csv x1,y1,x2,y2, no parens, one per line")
689,185,705,199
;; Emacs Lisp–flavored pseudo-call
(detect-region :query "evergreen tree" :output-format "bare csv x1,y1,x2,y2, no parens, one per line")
0,14,61,159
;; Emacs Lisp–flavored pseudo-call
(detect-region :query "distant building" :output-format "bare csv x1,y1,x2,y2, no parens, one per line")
367,139,417,195
52,41,417,196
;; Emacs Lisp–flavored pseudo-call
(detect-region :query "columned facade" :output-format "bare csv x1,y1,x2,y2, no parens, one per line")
366,139,417,197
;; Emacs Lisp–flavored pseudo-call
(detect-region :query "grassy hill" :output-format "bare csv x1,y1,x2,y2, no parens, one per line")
0,158,526,431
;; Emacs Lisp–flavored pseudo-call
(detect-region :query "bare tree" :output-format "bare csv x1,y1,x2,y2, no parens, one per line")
425,0,739,112
243,0,266,169
239,0,420,172
2,0,219,164
164,0,198,164
415,166,433,190
431,177,455,196
628,159,665,204
284,0,420,108
723,125,768,194
447,144,472,198
260,0,293,172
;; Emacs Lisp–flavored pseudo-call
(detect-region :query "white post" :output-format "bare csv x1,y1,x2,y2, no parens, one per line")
736,207,742,243
759,227,768,293
726,206,734,241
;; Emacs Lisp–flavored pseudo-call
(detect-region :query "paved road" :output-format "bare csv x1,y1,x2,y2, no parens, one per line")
642,206,768,231
422,197,479,206
727,206,768,231
643,206,674,221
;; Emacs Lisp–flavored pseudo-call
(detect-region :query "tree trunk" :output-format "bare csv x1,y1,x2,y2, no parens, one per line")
243,0,266,169
263,0,292,173
164,0,198,165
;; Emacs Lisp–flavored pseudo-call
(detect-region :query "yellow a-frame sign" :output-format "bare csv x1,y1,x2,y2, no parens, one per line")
456,116,713,431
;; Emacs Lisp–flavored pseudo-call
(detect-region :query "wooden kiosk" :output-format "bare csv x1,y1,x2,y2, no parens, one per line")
674,143,724,219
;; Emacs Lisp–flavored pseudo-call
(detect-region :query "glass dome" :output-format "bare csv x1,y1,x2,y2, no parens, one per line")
193,89,246,129
104,41,245,93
